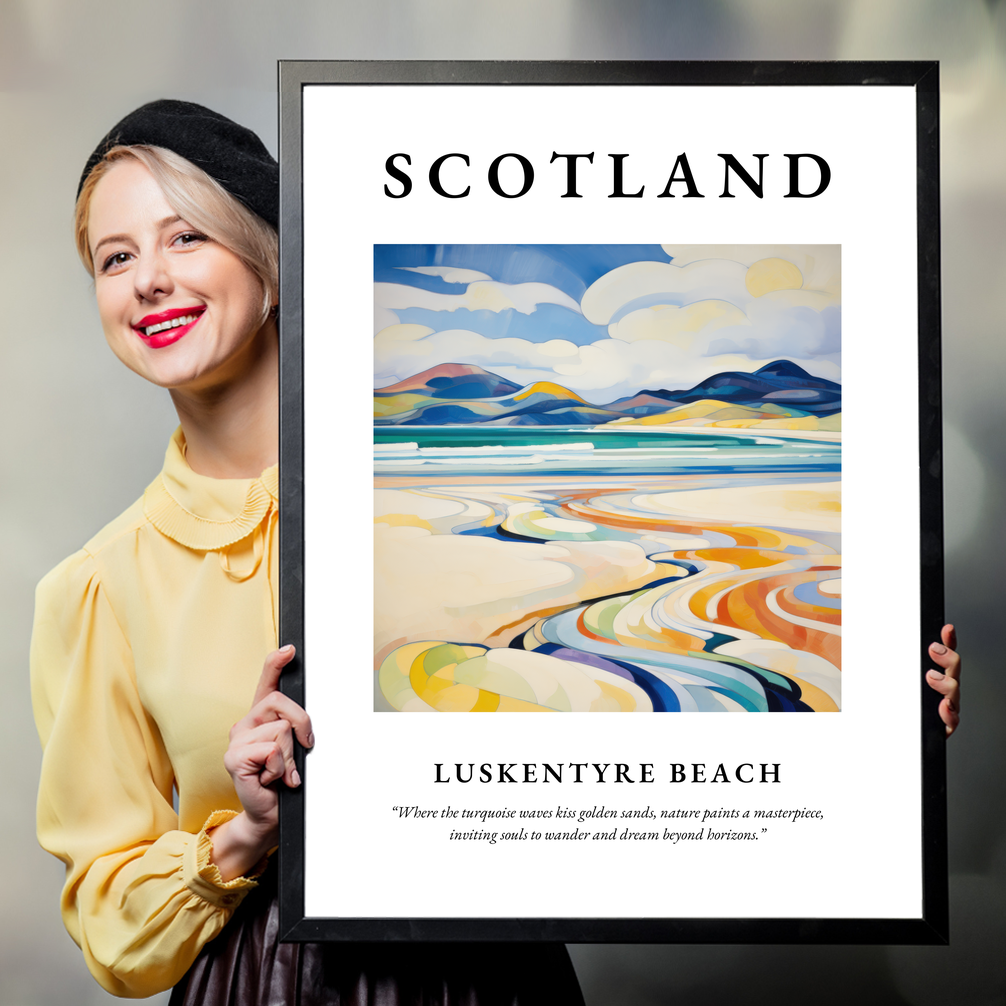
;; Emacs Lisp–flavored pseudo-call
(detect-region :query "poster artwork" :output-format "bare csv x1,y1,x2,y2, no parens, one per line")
373,244,842,715
288,63,942,941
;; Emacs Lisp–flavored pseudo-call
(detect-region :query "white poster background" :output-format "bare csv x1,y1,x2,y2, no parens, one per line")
301,85,920,920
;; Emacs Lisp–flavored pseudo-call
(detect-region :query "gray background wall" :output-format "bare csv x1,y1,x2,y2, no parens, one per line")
1,2,1003,1003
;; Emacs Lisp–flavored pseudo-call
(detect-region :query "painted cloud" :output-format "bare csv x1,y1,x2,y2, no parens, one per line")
374,244,841,400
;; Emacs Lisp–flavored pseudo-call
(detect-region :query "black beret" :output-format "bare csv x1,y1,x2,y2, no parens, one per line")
77,99,278,228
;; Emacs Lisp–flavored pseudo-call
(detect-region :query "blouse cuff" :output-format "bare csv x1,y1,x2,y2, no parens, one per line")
183,810,269,909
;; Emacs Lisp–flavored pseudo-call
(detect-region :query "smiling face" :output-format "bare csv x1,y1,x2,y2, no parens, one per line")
87,158,272,392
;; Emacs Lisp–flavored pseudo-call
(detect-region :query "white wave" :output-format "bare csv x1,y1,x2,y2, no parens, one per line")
415,442,595,456
593,447,709,454
375,455,548,467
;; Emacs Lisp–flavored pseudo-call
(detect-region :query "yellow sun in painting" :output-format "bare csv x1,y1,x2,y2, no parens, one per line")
745,257,804,297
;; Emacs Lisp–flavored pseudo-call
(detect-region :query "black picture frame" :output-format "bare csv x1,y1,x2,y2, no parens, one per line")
277,60,945,944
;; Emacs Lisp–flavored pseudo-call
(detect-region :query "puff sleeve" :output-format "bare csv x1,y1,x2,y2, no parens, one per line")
30,549,260,998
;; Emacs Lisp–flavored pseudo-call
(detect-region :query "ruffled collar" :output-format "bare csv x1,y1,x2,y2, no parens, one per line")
143,428,278,551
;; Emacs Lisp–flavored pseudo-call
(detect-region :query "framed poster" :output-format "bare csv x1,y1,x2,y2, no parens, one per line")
277,61,946,943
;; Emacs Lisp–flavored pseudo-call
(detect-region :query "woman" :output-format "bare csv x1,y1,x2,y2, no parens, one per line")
33,99,963,1003
31,100,585,1003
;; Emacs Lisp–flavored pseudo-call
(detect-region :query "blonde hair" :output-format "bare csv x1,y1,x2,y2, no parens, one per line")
75,145,278,322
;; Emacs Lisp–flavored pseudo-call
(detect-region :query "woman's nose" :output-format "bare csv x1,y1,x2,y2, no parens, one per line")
133,249,173,302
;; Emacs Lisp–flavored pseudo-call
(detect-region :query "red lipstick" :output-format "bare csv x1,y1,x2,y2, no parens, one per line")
132,306,206,349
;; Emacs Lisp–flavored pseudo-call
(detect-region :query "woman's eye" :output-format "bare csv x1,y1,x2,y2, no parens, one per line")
173,231,207,248
101,251,131,273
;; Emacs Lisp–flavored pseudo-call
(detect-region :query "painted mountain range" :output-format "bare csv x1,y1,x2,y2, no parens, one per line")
374,361,842,429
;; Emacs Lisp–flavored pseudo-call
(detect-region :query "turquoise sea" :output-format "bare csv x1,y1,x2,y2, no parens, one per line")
373,425,841,478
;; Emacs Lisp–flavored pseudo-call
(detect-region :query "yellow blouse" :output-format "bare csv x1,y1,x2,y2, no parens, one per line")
31,428,279,998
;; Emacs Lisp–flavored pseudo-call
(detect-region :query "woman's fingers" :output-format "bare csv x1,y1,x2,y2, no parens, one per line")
230,719,301,788
224,738,287,788
926,667,959,704
218,647,309,846
252,644,297,707
940,697,960,737
929,642,960,678
941,623,958,653
232,689,314,750
240,644,314,749
925,627,957,684
259,742,289,787
927,623,961,737
925,674,960,736
223,645,311,812
254,691,313,748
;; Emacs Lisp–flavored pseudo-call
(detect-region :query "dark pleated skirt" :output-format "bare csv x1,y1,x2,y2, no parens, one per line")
169,869,584,1006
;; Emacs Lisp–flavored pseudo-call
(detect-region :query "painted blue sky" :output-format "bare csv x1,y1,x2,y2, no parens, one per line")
375,244,841,401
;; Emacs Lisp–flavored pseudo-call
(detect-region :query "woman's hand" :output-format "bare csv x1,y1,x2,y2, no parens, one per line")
926,624,961,738
209,645,314,881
